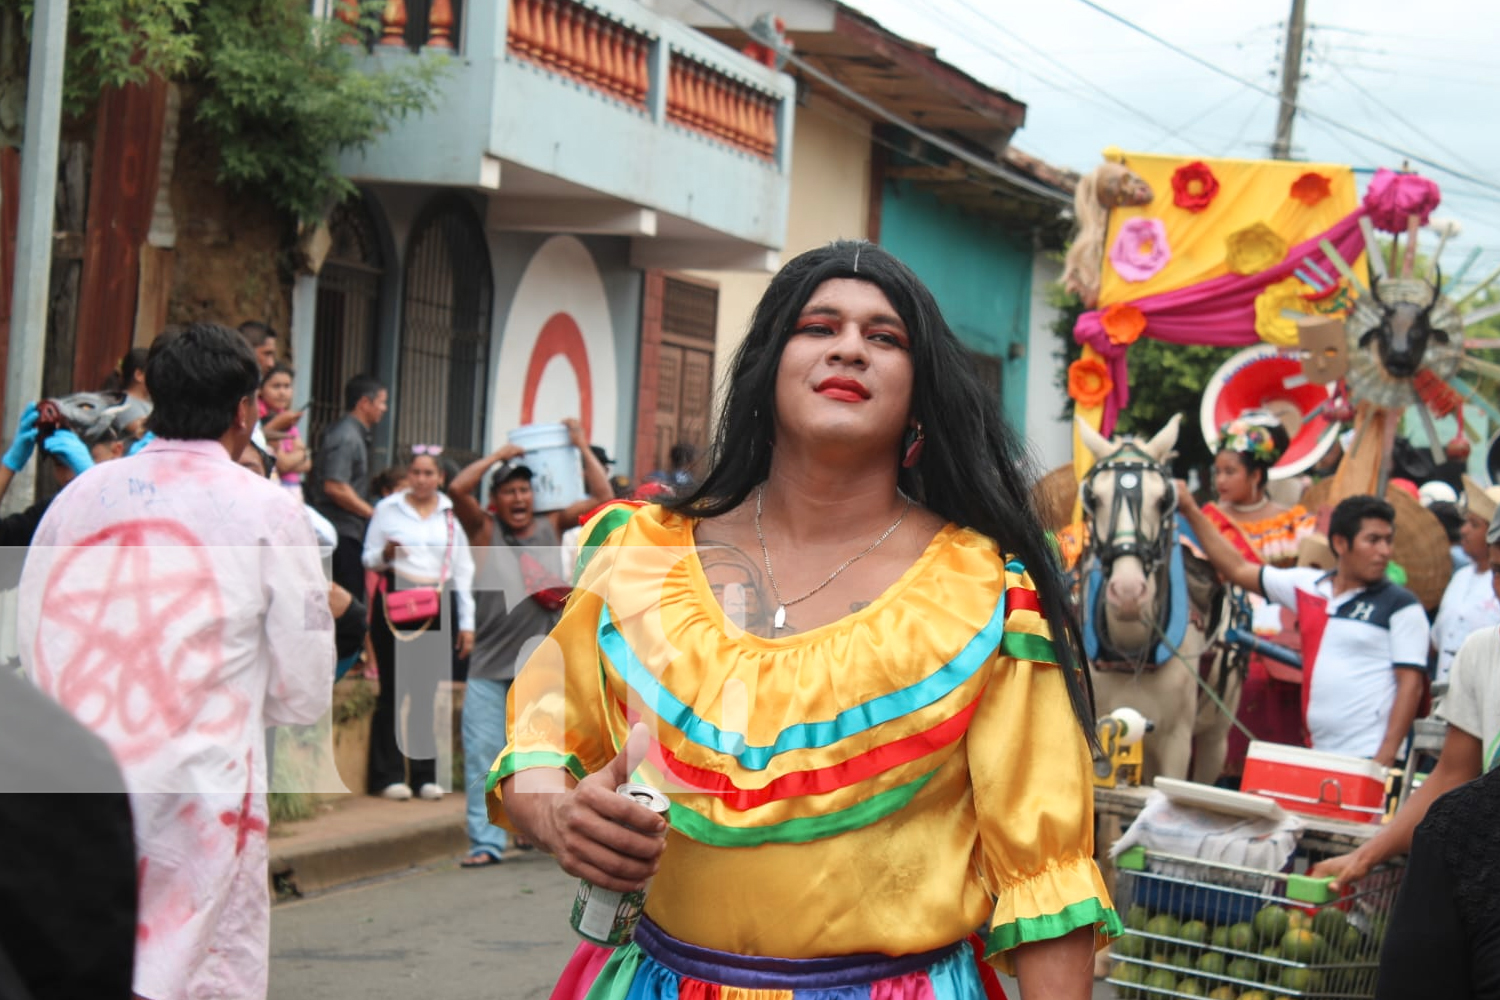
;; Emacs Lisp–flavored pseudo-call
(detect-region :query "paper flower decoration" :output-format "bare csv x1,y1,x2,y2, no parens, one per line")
1254,277,1313,346
1068,356,1113,408
1290,172,1332,206
1225,222,1288,276
1101,303,1147,346
1218,416,1285,467
1364,168,1441,233
1171,161,1219,212
1109,218,1171,282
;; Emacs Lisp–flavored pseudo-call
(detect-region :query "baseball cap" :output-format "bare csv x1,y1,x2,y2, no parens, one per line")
491,461,533,489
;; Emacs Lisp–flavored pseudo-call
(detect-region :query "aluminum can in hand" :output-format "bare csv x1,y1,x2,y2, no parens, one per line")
568,783,670,945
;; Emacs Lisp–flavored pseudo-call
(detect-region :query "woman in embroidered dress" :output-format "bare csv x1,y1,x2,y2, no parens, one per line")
1199,412,1315,781
492,241,1120,999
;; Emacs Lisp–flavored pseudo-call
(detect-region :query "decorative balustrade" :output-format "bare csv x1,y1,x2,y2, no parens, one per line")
665,54,777,161
506,0,651,110
328,0,460,53
505,0,781,161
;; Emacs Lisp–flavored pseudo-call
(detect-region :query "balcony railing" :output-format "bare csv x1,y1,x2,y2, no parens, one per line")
321,0,463,53
506,0,783,163
506,0,650,110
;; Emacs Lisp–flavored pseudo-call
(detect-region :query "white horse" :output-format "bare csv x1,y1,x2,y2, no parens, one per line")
1076,415,1242,785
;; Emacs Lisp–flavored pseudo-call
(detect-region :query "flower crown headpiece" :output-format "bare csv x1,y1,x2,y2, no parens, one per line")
1219,415,1285,467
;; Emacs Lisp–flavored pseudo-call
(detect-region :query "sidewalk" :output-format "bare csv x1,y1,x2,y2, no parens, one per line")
268,792,469,899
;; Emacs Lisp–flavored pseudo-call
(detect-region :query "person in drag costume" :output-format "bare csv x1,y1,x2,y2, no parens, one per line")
491,240,1121,999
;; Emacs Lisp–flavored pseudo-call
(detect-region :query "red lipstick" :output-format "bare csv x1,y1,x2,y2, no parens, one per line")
815,376,870,401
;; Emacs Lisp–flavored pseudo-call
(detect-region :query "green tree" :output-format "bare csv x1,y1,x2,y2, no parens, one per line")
3,0,444,223
1048,280,1225,475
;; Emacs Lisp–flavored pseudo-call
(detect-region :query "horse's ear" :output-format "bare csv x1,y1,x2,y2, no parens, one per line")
1143,413,1183,463
1075,415,1113,459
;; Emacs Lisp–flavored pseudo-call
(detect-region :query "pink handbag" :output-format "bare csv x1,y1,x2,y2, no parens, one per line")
384,586,441,625
380,511,453,635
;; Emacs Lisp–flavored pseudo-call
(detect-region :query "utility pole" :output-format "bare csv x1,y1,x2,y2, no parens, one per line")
1,0,69,515
1270,0,1308,160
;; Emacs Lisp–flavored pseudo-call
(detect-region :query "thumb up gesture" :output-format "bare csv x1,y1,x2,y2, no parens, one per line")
547,723,668,892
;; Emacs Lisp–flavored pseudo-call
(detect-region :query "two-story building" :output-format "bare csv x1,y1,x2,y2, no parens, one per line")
298,0,796,473
649,0,1079,472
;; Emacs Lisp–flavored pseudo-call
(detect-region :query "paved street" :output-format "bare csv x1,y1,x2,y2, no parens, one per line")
269,853,1118,999
270,852,579,1000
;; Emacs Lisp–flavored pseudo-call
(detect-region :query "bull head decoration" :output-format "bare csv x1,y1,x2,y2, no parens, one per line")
1359,269,1448,379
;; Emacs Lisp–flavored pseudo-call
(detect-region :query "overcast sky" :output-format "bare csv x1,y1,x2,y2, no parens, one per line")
844,0,1500,292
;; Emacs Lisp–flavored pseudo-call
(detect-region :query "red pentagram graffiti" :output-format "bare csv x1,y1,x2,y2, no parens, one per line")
34,519,247,766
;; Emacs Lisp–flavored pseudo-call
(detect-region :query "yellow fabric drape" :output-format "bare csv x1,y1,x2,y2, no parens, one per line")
1098,152,1361,306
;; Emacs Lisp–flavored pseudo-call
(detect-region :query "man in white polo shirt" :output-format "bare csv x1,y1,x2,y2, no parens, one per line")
1178,490,1429,766
1312,503,1500,889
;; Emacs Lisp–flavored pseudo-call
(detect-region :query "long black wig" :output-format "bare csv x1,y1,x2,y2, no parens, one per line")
667,240,1098,747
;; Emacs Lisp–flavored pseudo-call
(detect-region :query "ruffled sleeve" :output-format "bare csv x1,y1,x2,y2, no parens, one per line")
969,560,1122,972
487,502,641,829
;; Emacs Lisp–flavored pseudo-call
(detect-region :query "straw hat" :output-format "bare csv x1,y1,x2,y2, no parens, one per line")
1031,464,1079,533
1298,479,1452,610
1385,486,1452,612
1463,474,1500,527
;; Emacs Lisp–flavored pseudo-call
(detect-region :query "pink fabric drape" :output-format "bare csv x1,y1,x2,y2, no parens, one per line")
1074,208,1369,434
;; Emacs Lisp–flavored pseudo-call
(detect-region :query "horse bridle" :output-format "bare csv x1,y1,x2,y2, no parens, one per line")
1080,441,1178,577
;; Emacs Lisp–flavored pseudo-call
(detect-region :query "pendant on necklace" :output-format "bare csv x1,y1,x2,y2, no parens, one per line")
773,605,787,630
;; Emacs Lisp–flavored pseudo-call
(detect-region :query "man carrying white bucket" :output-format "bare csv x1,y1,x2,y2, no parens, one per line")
448,418,612,866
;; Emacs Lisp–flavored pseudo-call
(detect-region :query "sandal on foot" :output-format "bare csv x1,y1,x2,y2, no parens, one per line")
461,852,503,869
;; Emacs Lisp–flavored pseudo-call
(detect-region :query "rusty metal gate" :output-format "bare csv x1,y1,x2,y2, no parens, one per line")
396,198,493,454
311,196,385,449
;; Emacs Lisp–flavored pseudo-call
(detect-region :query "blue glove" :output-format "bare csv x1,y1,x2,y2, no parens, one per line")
42,429,94,475
128,430,155,456
2,402,39,472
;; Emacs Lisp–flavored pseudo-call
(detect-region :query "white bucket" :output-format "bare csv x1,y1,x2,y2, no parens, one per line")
508,423,584,512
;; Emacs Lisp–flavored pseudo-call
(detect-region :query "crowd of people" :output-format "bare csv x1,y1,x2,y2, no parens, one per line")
3,240,1499,999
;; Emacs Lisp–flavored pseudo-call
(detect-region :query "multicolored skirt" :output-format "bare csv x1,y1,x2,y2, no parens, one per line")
550,918,1007,1000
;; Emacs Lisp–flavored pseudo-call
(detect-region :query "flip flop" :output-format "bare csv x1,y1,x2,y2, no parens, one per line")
461,852,503,870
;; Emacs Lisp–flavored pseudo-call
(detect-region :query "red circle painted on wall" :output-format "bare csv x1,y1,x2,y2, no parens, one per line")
521,312,594,441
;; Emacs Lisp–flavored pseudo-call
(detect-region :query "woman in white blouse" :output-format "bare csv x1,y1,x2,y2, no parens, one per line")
362,448,475,801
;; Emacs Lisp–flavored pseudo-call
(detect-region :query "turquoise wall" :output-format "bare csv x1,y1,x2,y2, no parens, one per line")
878,179,1033,427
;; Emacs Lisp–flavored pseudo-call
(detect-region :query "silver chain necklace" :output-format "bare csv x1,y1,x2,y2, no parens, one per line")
754,484,912,631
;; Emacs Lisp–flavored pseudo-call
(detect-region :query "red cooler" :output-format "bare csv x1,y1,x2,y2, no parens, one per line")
1240,741,1389,823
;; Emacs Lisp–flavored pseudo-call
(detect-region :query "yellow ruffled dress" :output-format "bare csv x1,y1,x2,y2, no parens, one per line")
490,502,1119,991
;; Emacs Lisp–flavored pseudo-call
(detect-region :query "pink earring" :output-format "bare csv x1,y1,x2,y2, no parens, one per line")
901,423,925,468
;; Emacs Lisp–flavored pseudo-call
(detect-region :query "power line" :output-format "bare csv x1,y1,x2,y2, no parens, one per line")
686,0,1073,206
1313,48,1486,180
1070,0,1500,195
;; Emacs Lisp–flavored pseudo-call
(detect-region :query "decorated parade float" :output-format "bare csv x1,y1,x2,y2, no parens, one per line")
1048,149,1500,999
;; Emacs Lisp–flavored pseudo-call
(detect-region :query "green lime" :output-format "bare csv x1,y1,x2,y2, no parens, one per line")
1143,968,1179,992
1113,933,1148,959
1226,957,1260,981
1145,914,1182,938
1279,967,1324,993
1210,925,1232,948
1126,904,1151,930
1195,951,1227,977
1312,906,1348,939
1253,904,1291,943
1176,977,1207,996
1179,919,1211,945
1280,929,1325,963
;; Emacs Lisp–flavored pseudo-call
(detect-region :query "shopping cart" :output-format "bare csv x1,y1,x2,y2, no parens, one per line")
1105,846,1402,999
